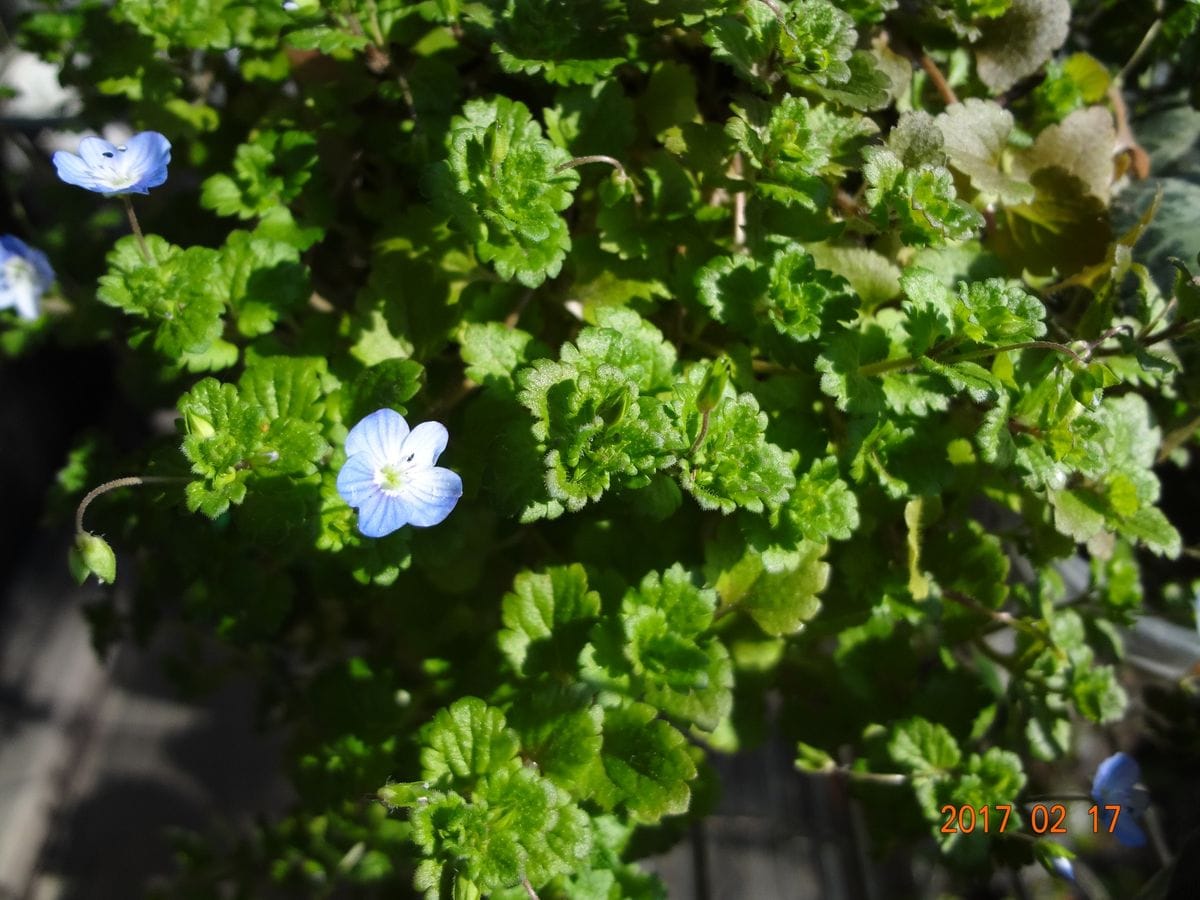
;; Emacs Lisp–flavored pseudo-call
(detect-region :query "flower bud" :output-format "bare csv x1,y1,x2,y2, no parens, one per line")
70,531,117,585
696,357,731,413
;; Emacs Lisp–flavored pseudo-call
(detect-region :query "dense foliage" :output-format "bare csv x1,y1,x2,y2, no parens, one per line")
5,0,1200,896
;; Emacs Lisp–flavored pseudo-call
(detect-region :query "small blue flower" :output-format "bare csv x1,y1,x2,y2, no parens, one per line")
52,131,171,196
0,235,54,321
1091,751,1150,847
336,409,463,538
1050,856,1075,883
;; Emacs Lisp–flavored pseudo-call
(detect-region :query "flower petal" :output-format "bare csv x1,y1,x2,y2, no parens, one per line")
336,454,379,507
1112,813,1147,848
8,280,40,321
356,490,410,538
1092,752,1139,803
400,420,450,467
399,465,463,527
345,408,410,467
122,131,172,191
77,136,120,168
52,151,105,192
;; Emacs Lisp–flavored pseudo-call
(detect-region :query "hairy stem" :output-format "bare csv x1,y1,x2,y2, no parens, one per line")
76,475,186,534
919,53,958,106
121,195,151,264
555,154,629,182
686,409,711,457
858,339,1080,377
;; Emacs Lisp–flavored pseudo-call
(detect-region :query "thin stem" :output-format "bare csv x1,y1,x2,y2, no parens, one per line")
504,289,534,329
365,0,387,47
919,53,958,106
75,475,186,534
521,876,540,900
945,590,1048,647
857,340,1081,377
554,154,629,182
121,195,151,264
1157,410,1200,463
951,341,1083,365
1137,297,1175,343
1117,15,1163,85
731,153,746,251
839,768,907,786
686,409,711,457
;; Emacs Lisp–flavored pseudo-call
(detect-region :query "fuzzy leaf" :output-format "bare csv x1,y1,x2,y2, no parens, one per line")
498,565,602,675
430,96,580,287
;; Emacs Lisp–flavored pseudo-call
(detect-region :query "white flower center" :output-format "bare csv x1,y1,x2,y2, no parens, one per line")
4,257,35,287
373,451,420,497
94,147,139,190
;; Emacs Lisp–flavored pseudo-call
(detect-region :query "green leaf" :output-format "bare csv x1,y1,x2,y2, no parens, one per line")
728,94,877,184
889,717,962,776
864,147,985,246
178,357,332,518
200,130,318,219
671,365,797,514
993,167,1111,276
492,0,628,85
738,540,829,636
1014,106,1116,204
219,230,308,337
420,697,521,786
696,243,857,345
411,763,592,896
935,99,1034,205
348,358,424,424
431,96,580,287
808,50,891,111
776,1,857,88
460,323,540,390
974,0,1070,92
97,236,226,359
1071,665,1127,724
953,278,1046,345
565,307,677,393
590,702,697,823
508,691,604,789
792,457,861,542
498,565,602,675
807,244,900,308
619,565,732,729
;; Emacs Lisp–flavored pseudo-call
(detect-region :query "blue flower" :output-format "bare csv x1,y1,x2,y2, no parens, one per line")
52,131,171,195
1091,751,1150,847
336,409,463,538
1050,856,1075,883
0,235,54,321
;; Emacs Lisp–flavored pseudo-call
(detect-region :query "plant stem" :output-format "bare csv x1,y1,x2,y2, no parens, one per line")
1117,14,1163,85
857,340,1080,377
945,590,1047,646
686,409,711,457
840,768,908,786
731,153,747,251
75,475,186,534
951,341,1083,365
521,876,540,900
919,53,958,106
555,154,629,183
121,195,151,264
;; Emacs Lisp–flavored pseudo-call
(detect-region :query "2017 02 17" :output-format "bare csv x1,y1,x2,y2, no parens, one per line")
940,803,1126,834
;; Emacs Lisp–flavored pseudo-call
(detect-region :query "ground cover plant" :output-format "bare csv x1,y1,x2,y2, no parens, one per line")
5,0,1200,896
